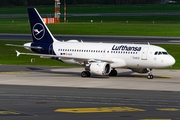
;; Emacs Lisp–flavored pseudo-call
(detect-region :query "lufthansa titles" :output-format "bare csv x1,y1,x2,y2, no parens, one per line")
112,45,142,51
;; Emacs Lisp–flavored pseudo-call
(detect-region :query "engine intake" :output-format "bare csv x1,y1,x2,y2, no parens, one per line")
90,62,110,75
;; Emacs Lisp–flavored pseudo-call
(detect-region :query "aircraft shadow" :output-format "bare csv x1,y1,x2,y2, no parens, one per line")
26,67,81,77
26,67,149,78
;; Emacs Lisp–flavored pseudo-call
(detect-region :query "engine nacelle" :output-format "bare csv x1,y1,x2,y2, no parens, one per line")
90,62,110,75
131,68,149,73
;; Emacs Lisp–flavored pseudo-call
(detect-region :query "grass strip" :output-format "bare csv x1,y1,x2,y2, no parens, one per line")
1,18,180,37
1,5,180,14
0,40,78,66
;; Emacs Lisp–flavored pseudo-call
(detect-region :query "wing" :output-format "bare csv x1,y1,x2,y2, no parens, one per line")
15,50,113,64
15,50,58,57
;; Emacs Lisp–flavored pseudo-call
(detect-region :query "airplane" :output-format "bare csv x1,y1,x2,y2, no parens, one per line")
6,8,175,79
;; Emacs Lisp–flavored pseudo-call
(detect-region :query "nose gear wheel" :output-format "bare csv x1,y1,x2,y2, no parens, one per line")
147,68,153,79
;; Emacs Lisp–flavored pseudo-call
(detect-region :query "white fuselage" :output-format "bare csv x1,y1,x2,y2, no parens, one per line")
52,41,175,69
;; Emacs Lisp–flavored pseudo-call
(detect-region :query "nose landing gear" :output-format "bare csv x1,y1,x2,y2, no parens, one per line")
147,68,153,79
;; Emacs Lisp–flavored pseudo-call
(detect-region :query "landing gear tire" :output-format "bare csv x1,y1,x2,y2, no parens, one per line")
147,75,154,79
147,75,153,79
109,69,117,76
81,71,91,77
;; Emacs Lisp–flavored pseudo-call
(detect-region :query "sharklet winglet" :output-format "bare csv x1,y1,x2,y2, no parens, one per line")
15,50,21,57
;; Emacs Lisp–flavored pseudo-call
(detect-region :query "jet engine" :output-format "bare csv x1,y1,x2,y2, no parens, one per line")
90,62,110,75
131,68,149,73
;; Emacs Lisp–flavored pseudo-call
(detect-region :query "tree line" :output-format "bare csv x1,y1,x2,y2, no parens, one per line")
0,0,179,6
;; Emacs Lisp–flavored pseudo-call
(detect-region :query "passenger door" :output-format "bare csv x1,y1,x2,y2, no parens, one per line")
141,47,149,60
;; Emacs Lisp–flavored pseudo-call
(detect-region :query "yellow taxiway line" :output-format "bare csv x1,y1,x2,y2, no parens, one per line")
55,107,145,113
156,108,179,111
0,72,28,75
140,118,171,120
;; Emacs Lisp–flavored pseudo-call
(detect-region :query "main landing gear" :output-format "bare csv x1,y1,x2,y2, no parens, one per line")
109,68,117,76
81,68,118,77
81,71,91,77
147,68,153,79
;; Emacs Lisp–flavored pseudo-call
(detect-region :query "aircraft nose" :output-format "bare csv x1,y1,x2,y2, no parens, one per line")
168,55,175,66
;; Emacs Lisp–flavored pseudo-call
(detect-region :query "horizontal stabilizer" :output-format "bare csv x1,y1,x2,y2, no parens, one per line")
6,44,25,47
6,44,42,49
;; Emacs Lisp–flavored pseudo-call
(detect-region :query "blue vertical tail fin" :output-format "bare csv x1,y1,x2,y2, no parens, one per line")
28,8,57,43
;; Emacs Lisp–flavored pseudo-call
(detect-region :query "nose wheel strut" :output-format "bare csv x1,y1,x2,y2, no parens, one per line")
147,68,153,79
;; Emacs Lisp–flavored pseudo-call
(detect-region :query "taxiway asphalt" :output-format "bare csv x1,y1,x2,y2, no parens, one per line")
0,65,180,120
1,12,180,18
1,33,180,44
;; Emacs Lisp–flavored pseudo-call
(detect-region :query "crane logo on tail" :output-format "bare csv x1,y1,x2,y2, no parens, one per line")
32,23,45,40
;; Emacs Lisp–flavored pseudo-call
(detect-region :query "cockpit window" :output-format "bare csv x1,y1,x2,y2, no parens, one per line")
158,52,162,55
154,52,158,55
162,52,168,55
154,51,168,55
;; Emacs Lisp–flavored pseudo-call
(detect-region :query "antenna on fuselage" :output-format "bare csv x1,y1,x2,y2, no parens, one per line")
148,42,150,45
